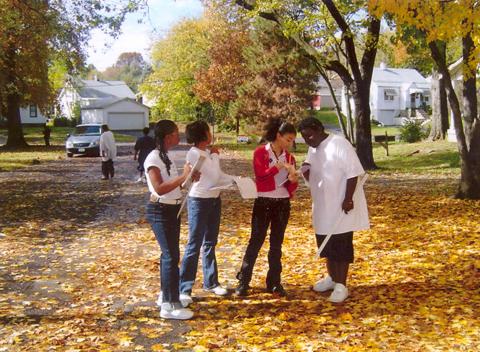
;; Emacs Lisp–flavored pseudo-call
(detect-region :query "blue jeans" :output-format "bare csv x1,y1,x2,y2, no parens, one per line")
180,196,221,294
146,202,181,304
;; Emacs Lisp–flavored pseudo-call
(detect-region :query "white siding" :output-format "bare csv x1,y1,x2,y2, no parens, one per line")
20,105,47,124
105,100,149,130
81,109,104,124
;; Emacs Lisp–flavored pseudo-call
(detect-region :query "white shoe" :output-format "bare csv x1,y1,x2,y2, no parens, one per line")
180,293,193,307
313,275,335,292
156,292,163,307
157,292,192,308
135,177,143,183
328,283,349,303
160,303,194,320
204,285,228,296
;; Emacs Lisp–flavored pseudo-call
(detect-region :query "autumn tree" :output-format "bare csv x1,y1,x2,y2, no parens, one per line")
232,19,318,130
193,13,253,133
102,52,151,93
0,0,146,148
370,0,480,199
141,17,212,121
224,0,381,169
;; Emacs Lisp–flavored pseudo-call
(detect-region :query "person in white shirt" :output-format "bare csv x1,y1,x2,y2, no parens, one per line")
299,117,369,303
99,125,117,180
179,120,233,302
144,120,196,320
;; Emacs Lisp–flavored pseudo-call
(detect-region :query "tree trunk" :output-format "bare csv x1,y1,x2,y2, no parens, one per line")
345,88,355,144
5,93,28,148
429,70,449,140
352,81,375,169
429,38,480,199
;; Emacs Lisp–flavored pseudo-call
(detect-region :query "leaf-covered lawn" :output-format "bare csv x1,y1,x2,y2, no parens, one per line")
0,150,478,351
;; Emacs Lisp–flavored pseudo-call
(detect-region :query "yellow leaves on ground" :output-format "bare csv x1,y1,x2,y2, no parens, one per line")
0,155,479,350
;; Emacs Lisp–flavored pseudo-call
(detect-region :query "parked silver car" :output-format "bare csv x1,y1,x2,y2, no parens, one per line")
65,124,102,157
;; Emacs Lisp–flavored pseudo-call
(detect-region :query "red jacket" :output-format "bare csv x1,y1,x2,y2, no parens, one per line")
253,144,298,198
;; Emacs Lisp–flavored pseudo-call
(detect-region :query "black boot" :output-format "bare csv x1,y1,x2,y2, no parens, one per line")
266,284,287,297
235,272,250,296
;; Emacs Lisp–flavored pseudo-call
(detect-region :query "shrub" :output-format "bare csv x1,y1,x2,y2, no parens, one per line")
53,117,78,127
400,119,425,143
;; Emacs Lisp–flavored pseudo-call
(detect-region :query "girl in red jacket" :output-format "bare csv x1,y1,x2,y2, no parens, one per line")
235,118,298,297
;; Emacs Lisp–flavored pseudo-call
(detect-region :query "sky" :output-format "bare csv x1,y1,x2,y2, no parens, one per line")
87,0,204,71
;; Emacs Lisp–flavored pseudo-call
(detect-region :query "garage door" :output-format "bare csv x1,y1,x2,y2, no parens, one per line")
107,112,145,130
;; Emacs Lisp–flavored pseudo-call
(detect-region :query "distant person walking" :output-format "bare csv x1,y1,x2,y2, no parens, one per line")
134,127,156,183
43,124,51,147
99,124,117,180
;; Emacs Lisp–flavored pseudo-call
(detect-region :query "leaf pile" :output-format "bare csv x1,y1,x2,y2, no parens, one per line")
0,154,479,351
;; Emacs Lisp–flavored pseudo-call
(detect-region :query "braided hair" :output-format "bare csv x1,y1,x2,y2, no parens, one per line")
154,120,177,176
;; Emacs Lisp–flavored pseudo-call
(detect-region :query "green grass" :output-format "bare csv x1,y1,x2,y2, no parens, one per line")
0,146,65,171
373,139,459,174
371,125,401,137
218,137,459,175
313,110,339,126
0,126,136,145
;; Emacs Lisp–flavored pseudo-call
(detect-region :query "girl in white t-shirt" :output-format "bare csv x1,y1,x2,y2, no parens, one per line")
179,120,233,302
144,120,195,320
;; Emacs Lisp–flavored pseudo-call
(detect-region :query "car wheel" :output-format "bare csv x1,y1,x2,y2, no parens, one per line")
67,152,73,158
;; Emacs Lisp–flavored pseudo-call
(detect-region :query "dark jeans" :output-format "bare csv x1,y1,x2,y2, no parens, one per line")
237,197,291,288
146,202,181,304
180,197,221,293
101,159,114,178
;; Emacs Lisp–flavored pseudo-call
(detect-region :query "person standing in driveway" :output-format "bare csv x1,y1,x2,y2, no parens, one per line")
134,127,156,183
99,124,117,180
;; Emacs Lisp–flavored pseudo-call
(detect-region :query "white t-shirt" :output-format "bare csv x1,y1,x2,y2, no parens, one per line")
144,149,182,200
305,134,370,235
99,130,117,162
257,143,290,199
186,147,233,198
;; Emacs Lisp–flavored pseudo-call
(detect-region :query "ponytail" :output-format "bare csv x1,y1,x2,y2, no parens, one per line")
262,118,296,142
154,120,177,176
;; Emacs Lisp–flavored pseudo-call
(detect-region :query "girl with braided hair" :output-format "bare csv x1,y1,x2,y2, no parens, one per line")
144,120,195,320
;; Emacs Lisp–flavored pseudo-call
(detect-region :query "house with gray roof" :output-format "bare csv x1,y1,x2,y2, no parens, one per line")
59,77,149,130
341,63,431,125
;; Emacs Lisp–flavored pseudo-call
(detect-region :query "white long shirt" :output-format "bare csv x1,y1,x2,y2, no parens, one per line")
305,134,370,235
99,130,117,162
144,150,182,200
186,147,233,198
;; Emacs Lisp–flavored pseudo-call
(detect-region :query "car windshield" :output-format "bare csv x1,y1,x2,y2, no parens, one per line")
74,126,101,136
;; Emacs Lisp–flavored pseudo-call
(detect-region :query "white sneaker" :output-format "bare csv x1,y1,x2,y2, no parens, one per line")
135,177,143,183
204,285,228,296
313,275,335,292
328,283,349,303
156,292,192,308
180,293,193,307
156,292,163,307
160,303,194,320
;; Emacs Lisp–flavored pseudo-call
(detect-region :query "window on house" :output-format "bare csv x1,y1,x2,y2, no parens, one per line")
383,88,397,101
29,105,38,118
424,96,429,102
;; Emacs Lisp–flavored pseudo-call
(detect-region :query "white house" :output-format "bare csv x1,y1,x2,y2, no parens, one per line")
342,63,432,126
81,98,150,130
311,75,343,110
20,105,48,125
0,104,48,126
59,77,149,130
